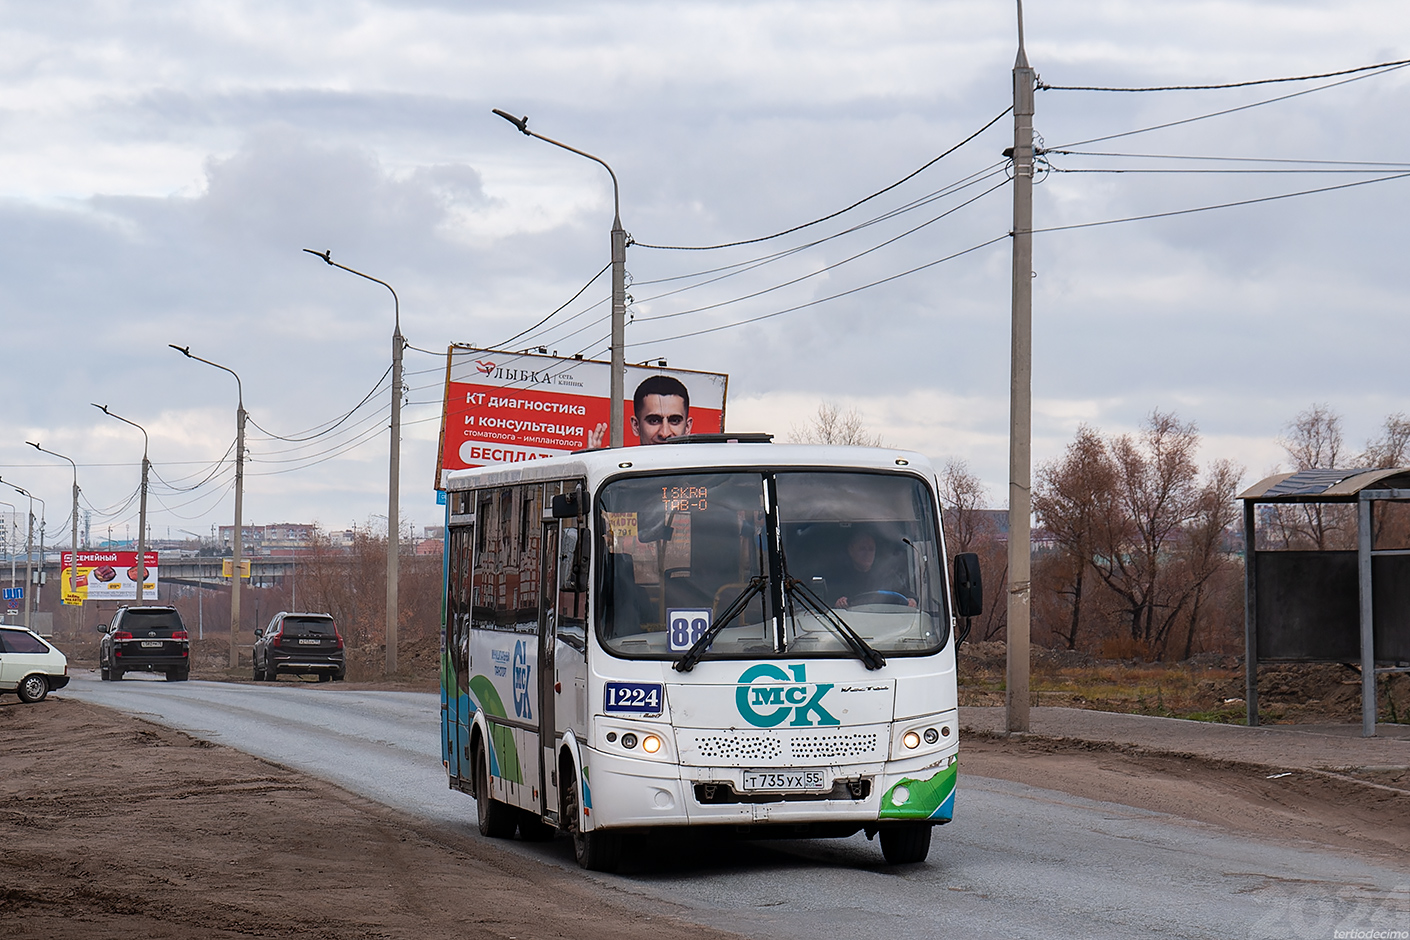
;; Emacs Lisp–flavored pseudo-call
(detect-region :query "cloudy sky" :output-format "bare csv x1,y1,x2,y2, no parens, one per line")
1,0,1407,549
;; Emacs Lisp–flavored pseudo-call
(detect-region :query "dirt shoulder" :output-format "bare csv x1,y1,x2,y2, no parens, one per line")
0,697,739,940
960,732,1410,868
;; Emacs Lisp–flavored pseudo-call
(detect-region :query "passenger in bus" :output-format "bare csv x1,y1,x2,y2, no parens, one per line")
587,375,694,448
831,530,916,609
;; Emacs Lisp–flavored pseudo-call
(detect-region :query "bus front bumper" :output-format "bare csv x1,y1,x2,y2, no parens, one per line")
581,747,957,830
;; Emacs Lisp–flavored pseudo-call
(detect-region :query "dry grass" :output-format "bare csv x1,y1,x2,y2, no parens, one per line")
958,640,1410,725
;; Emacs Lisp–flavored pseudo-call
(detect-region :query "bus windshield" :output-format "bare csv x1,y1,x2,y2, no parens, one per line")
596,470,948,661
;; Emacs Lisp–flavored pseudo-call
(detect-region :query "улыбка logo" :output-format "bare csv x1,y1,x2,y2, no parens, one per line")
736,663,838,728
512,640,533,719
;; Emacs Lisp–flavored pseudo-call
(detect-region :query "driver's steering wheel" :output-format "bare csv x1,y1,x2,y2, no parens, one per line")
848,590,910,606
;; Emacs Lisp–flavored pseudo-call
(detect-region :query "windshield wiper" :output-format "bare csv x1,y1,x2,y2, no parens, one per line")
785,576,887,671
673,575,768,673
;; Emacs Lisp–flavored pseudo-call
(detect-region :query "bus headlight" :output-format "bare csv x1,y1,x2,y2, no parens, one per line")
903,731,921,750
621,733,639,749
642,734,662,754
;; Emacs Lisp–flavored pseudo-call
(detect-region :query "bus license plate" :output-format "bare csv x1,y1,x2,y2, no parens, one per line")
741,770,826,792
140,641,163,648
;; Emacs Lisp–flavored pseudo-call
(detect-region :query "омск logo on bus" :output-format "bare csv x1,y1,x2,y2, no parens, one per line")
512,639,533,720
735,664,839,728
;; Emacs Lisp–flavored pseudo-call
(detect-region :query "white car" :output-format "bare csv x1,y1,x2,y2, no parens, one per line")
0,625,70,703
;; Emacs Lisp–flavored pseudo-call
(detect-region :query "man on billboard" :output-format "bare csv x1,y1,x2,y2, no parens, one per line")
587,375,695,448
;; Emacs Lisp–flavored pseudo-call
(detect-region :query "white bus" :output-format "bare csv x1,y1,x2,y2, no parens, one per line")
440,439,981,870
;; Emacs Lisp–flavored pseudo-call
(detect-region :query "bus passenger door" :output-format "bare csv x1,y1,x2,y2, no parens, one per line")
539,518,559,822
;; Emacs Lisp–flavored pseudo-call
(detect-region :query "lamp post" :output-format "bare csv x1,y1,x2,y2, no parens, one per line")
27,442,82,627
302,249,403,675
493,109,627,448
92,405,151,605
170,345,246,668
0,480,41,629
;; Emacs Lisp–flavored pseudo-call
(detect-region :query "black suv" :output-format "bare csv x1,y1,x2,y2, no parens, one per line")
98,606,191,681
253,612,345,682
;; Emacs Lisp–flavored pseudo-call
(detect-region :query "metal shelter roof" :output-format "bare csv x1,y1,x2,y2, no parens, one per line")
1238,467,1410,501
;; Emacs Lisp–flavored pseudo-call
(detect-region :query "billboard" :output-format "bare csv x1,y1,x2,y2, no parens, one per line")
436,347,728,486
60,551,159,603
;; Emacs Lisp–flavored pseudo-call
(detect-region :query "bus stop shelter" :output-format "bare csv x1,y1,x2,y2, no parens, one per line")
1239,467,1410,737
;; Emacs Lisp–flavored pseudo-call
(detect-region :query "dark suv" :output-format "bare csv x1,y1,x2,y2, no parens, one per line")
253,612,345,682
98,606,190,681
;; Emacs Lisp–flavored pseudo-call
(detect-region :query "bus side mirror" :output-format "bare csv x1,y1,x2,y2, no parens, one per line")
551,487,588,518
953,552,982,619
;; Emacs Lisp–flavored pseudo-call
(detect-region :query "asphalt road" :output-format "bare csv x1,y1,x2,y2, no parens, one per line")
61,673,1409,940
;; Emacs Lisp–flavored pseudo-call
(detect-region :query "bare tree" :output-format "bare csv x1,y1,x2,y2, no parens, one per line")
1361,412,1410,468
1270,404,1354,549
1091,411,1202,647
789,401,886,447
1171,458,1243,659
936,458,1007,640
937,458,987,554
1033,425,1115,650
1280,403,1345,470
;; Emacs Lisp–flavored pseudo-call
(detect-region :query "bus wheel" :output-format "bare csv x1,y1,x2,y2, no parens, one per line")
563,766,620,872
879,823,932,864
474,743,517,839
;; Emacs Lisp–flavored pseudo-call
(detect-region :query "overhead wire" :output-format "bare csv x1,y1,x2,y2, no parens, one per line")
246,364,392,443
1038,57,1410,93
488,261,612,349
1050,63,1410,151
632,106,1014,251
635,177,1010,324
621,233,1011,350
1030,172,1410,235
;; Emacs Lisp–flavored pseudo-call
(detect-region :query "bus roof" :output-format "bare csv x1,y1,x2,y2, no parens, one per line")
443,443,937,492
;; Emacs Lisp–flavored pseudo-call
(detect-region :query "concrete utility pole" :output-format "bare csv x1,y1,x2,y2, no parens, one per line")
492,109,627,447
1006,0,1036,734
303,250,404,675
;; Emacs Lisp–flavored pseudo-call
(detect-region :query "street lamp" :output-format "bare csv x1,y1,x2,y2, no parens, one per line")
169,344,246,669
92,405,151,605
493,109,627,448
27,442,82,624
302,248,404,675
0,480,42,629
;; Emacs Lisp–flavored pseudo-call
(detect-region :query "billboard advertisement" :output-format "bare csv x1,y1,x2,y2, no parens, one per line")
436,347,728,486
60,551,159,603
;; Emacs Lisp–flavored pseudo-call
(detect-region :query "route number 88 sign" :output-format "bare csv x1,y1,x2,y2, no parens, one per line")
667,608,712,651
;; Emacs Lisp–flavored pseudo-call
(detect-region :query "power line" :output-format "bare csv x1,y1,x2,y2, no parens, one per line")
1047,150,1410,168
489,261,612,349
637,178,1010,324
246,364,392,443
633,106,1013,251
1030,172,1410,235
1052,65,1410,151
1039,57,1410,92
628,164,1011,309
628,233,1011,348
